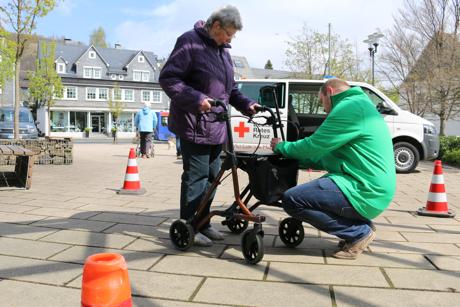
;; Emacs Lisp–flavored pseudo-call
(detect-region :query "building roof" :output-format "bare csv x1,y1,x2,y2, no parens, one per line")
38,40,160,77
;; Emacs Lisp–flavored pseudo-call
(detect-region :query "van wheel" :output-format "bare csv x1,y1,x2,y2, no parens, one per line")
394,142,419,173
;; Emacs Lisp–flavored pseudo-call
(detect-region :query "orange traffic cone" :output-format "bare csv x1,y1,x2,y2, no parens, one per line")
81,253,132,307
417,160,455,218
117,148,146,195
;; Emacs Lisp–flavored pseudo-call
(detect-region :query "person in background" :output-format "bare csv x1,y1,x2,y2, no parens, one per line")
134,101,158,158
159,5,259,246
270,78,396,259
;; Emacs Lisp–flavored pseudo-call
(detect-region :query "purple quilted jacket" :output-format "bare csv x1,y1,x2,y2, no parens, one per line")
159,20,255,145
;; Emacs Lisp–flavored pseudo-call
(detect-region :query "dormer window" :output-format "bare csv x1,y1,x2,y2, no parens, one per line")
118,75,124,80
56,63,66,74
138,55,145,63
111,74,116,80
88,51,96,59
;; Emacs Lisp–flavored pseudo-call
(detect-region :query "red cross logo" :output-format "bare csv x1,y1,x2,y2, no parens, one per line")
234,121,250,138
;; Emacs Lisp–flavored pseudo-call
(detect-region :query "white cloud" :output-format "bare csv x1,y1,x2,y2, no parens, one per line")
55,0,77,15
114,0,405,69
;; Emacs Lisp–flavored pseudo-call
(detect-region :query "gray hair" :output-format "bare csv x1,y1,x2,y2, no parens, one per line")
206,5,243,30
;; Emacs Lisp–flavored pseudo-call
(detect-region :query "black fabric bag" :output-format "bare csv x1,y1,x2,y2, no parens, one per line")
239,155,298,204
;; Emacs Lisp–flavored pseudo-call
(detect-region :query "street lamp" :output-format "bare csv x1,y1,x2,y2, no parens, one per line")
363,31,384,86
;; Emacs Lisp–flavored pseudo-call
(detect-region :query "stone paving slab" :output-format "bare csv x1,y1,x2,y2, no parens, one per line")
326,251,435,269
0,222,57,240
424,255,460,271
0,237,69,259
49,246,163,270
39,229,137,249
0,212,47,224
0,203,39,213
152,255,266,280
31,216,115,232
385,268,460,291
194,278,332,306
102,222,170,238
19,199,87,210
401,232,460,243
125,237,227,258
334,286,460,307
68,270,203,301
88,212,167,226
0,280,81,307
24,207,99,219
369,241,460,255
267,262,389,287
0,255,81,285
222,246,325,263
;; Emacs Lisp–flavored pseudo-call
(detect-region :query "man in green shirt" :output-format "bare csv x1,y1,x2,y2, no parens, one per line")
270,78,396,259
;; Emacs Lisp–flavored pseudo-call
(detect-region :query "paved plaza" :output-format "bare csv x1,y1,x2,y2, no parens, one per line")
0,143,459,306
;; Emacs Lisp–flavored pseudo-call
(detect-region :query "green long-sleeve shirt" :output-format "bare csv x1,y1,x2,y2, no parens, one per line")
274,86,396,219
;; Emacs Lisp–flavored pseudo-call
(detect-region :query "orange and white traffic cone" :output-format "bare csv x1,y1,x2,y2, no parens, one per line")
417,160,455,218
117,148,146,195
81,253,132,307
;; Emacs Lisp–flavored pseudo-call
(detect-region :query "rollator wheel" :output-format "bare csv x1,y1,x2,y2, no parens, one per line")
279,217,304,248
169,219,194,251
241,230,264,264
226,217,249,234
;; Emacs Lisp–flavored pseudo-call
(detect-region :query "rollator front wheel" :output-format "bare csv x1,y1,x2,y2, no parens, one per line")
241,230,264,264
226,217,249,234
279,217,304,248
169,219,194,251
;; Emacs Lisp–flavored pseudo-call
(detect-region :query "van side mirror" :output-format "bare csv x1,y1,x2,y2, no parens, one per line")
376,103,398,115
35,120,40,125
259,86,277,108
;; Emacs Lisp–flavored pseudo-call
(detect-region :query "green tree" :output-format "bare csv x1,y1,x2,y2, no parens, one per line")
285,23,367,80
108,83,124,142
28,40,63,136
264,59,273,69
0,29,16,93
0,0,58,139
90,26,108,48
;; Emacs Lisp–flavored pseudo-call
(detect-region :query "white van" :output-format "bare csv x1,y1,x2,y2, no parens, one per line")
231,79,439,173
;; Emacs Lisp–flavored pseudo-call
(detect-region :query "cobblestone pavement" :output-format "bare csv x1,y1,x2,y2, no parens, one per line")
0,143,459,306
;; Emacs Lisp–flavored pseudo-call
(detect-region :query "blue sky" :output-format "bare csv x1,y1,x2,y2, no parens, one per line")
32,0,406,69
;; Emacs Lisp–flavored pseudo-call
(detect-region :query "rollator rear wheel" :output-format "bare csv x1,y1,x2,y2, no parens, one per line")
169,219,194,251
241,230,264,264
279,217,304,248
226,217,249,234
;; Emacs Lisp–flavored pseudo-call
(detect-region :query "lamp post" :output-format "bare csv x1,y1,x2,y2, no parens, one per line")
363,32,384,86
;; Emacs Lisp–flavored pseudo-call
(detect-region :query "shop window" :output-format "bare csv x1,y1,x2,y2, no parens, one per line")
50,111,69,132
69,111,87,132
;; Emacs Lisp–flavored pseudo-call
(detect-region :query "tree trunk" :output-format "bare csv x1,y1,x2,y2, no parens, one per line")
439,116,446,136
14,61,21,139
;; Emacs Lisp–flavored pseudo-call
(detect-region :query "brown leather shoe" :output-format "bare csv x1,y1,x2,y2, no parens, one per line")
333,230,376,260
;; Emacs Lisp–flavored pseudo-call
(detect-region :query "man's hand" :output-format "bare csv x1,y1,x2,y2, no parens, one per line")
270,137,282,151
198,98,213,112
247,103,261,115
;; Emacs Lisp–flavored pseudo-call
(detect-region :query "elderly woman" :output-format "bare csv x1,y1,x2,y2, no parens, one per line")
159,5,259,246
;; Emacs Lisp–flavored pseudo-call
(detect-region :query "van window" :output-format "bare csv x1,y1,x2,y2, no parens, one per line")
0,109,34,123
237,82,285,108
288,83,325,115
360,87,385,106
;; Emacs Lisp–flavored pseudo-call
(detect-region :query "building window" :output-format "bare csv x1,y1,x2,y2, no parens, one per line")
69,111,87,132
66,87,77,99
56,63,66,73
86,88,96,100
50,111,69,132
141,90,150,102
118,75,124,80
117,112,133,132
152,90,161,103
111,74,116,80
83,66,102,79
113,88,122,101
98,88,108,100
142,71,150,82
138,55,145,63
133,71,141,81
88,50,96,59
124,89,134,101
233,59,245,68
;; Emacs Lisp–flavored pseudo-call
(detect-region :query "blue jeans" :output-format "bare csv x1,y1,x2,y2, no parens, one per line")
179,138,222,229
282,177,372,244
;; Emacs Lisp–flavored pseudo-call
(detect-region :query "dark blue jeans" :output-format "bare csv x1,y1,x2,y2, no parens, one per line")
282,177,372,244
179,138,222,229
